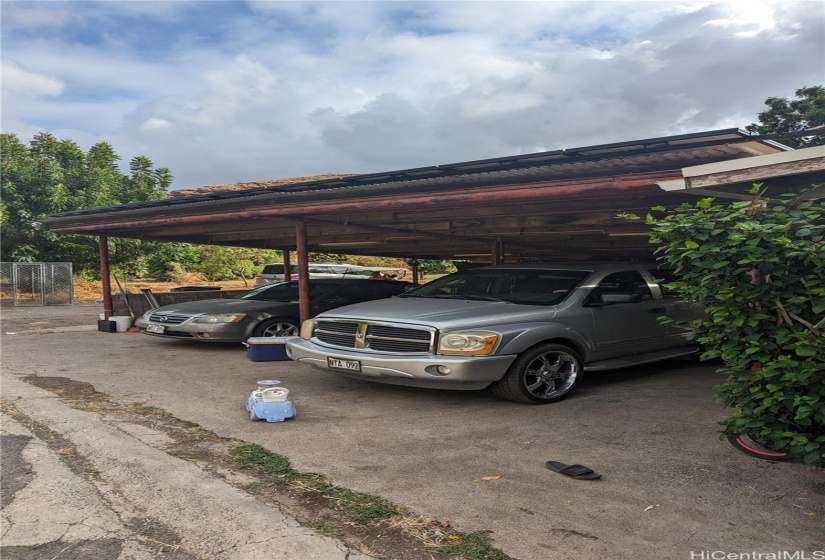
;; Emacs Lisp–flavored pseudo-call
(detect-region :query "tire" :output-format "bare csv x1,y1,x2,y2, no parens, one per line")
253,317,299,338
490,343,583,404
727,431,792,462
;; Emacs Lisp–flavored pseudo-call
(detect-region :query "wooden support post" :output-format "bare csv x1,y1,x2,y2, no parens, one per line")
98,235,113,319
491,238,504,265
295,222,310,324
283,249,291,280
407,259,420,284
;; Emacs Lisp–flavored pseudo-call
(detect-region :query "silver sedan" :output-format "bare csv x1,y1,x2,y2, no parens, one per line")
135,279,415,342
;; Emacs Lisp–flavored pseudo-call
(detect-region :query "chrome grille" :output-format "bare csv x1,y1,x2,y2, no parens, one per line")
148,313,191,325
314,320,434,353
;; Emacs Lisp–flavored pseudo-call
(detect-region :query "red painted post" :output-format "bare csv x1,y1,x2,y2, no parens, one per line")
295,222,310,323
98,235,113,319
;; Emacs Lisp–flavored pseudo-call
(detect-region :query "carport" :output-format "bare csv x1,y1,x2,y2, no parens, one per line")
37,128,825,320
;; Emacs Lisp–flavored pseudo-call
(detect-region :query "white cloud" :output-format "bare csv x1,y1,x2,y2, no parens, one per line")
140,118,171,131
1,1,822,189
1,58,65,98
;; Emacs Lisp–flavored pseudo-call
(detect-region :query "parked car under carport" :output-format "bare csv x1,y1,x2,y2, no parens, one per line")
287,263,703,403
135,279,416,342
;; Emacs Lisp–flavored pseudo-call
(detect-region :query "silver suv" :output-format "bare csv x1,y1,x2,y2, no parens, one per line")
286,263,700,404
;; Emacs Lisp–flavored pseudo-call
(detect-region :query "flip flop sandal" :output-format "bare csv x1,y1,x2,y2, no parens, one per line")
545,460,601,480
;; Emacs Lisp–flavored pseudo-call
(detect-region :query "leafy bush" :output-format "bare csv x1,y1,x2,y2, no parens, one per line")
634,187,824,466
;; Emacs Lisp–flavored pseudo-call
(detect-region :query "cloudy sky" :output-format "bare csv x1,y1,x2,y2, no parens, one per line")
2,1,823,190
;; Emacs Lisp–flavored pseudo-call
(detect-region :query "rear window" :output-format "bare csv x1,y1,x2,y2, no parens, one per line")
261,264,300,275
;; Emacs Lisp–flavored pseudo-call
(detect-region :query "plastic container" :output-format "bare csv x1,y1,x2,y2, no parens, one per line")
110,316,133,332
244,337,292,361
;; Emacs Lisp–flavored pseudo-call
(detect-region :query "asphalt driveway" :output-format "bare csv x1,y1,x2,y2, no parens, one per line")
2,304,823,560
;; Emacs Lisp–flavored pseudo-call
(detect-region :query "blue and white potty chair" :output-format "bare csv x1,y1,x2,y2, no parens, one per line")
245,380,296,422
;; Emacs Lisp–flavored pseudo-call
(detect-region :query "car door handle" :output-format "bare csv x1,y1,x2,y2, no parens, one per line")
648,307,665,314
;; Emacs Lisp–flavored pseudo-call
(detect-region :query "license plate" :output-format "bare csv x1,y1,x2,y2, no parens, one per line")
327,357,361,372
146,324,166,334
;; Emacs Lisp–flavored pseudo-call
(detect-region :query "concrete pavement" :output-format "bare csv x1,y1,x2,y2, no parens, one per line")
2,303,823,560
1,374,373,560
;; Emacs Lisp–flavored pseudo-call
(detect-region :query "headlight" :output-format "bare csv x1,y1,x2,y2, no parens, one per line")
438,330,499,355
300,319,316,339
194,313,246,324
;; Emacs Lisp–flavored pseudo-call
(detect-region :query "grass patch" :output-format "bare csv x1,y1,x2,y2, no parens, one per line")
306,521,339,537
440,531,514,560
227,444,399,523
326,487,401,524
228,443,298,478
128,403,166,416
227,443,514,559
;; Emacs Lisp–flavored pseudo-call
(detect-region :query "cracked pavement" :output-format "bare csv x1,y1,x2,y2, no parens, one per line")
2,303,823,560
1,376,371,560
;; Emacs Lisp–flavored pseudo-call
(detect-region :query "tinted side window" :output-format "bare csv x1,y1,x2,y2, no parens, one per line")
262,264,284,275
245,283,299,301
329,283,378,304
594,271,652,300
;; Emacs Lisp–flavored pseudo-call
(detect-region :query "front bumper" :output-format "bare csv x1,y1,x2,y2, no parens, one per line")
134,317,255,342
285,337,516,390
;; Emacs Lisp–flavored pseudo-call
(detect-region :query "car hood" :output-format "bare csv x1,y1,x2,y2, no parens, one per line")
317,297,558,329
145,298,294,316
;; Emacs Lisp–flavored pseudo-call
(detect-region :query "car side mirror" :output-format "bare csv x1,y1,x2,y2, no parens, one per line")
585,292,642,306
602,292,642,304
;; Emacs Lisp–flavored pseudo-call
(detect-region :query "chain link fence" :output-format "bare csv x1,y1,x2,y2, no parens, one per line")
0,262,74,306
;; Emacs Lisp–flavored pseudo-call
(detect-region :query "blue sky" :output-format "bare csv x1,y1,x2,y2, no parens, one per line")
2,1,823,189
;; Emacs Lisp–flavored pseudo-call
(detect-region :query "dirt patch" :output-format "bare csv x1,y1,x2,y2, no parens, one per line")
18,375,458,560
73,279,254,303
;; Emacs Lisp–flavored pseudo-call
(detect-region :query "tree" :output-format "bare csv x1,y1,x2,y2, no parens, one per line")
746,86,825,148
189,246,278,282
84,142,124,208
0,133,173,275
627,188,825,466
123,155,170,203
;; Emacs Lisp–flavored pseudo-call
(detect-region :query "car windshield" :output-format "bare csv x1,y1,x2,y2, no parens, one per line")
402,269,591,305
235,282,342,302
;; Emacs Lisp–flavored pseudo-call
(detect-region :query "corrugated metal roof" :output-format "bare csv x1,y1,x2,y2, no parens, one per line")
39,128,804,263
47,128,781,219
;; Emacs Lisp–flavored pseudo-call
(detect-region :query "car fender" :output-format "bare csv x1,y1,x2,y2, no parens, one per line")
477,321,593,360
